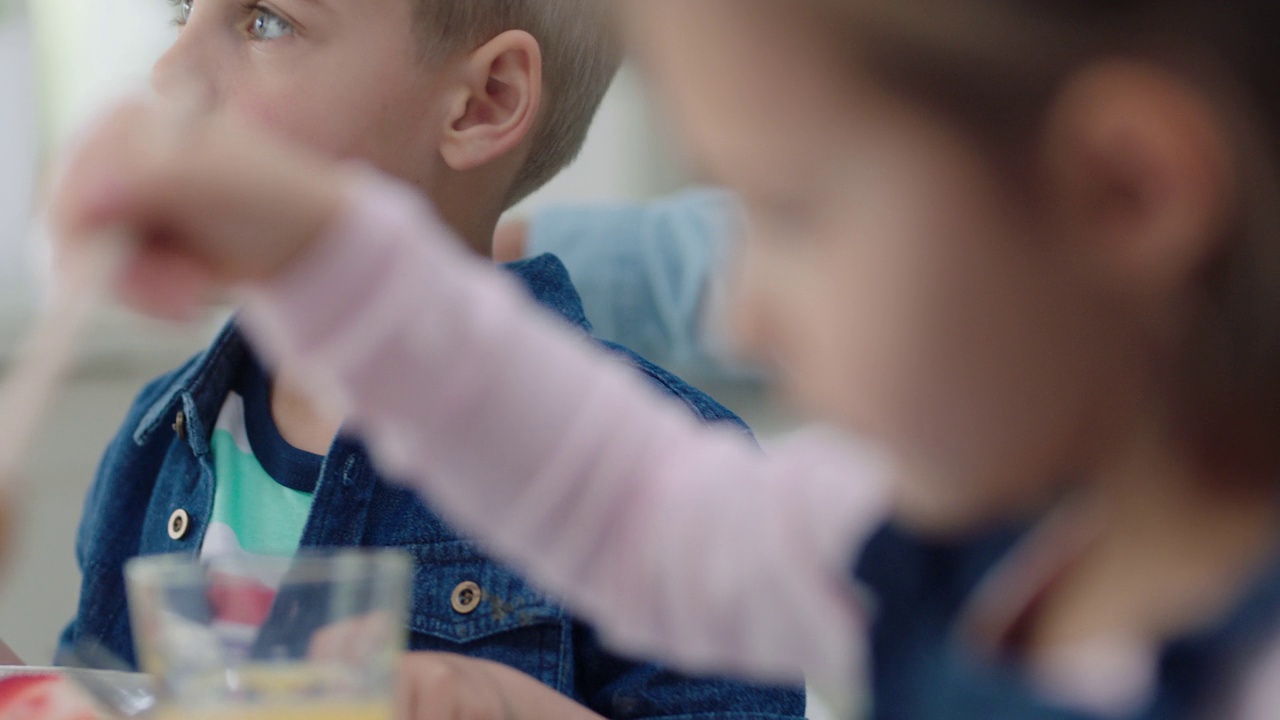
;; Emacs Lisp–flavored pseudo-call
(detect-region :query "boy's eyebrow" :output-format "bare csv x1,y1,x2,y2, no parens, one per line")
283,0,334,14
285,0,340,20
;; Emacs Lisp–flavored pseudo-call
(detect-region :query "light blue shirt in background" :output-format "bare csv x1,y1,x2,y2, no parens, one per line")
527,188,757,382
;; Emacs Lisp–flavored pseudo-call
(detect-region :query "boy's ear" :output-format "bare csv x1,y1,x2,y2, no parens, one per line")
439,30,543,173
1041,62,1233,306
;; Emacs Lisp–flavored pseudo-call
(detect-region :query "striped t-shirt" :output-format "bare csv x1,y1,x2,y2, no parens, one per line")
200,358,325,652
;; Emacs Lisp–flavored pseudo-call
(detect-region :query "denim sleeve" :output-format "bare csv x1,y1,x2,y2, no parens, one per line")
571,622,806,720
56,368,184,666
526,189,753,381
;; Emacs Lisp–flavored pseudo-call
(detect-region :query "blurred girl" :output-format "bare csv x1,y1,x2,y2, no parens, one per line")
51,0,1280,717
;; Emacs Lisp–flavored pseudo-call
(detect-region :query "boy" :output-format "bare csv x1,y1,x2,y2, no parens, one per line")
56,0,804,718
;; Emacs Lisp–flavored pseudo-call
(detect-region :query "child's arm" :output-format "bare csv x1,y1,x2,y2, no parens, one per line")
240,172,888,685
54,102,892,686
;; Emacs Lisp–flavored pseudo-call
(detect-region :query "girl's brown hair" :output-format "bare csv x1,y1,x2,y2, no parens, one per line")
810,0,1280,475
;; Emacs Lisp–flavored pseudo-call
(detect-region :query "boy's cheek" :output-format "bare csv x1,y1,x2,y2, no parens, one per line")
221,80,345,155
217,83,291,135
226,96,307,141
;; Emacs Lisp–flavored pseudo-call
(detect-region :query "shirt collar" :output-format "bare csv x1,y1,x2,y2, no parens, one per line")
502,253,593,333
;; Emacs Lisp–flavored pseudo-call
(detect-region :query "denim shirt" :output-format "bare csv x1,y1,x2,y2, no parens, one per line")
857,524,1280,720
60,254,804,720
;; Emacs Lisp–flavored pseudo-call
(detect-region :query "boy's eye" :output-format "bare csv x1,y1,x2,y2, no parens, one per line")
248,7,294,40
170,0,193,26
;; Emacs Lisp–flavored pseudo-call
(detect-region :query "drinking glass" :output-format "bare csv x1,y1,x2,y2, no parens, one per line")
126,549,411,720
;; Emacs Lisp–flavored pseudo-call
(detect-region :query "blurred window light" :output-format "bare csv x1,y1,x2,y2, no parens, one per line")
30,0,172,147
0,1,38,319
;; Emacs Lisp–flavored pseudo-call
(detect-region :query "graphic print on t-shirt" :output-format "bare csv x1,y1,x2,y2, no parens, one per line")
199,360,325,656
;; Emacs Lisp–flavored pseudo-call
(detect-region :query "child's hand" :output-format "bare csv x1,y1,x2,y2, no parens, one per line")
396,653,606,720
51,97,347,319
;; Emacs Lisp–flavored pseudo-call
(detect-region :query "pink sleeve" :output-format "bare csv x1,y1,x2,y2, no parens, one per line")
242,171,893,687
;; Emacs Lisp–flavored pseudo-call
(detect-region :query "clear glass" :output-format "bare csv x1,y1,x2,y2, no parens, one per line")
126,549,411,720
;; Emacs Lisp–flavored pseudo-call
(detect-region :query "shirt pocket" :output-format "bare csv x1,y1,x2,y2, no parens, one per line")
401,542,567,687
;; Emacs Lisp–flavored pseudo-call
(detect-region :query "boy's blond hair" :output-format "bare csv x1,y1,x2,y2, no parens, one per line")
416,0,621,205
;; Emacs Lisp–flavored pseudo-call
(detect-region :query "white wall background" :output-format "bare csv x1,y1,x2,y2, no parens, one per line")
0,10,37,328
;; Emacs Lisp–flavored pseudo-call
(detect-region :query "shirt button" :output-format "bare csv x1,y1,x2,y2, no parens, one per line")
173,411,187,441
451,581,482,615
168,509,190,540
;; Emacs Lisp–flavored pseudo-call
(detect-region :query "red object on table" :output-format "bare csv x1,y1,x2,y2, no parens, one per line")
0,674,102,720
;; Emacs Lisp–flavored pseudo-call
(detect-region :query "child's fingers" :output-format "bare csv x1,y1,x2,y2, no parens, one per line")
50,98,214,315
55,91,207,229
52,101,172,240
395,654,511,720
51,92,348,294
44,106,184,317
115,251,212,321
306,612,396,666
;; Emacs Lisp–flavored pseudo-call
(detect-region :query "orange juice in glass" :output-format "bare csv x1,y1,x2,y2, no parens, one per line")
126,550,410,720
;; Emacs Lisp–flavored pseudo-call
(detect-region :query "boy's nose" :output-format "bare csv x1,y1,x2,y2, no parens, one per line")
152,58,206,104
151,37,220,109
150,70,218,121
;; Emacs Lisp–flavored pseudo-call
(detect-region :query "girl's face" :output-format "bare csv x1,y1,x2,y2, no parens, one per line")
627,1,1131,531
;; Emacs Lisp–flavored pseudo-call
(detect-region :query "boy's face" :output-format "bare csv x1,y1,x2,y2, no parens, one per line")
627,0,1131,533
155,0,452,188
